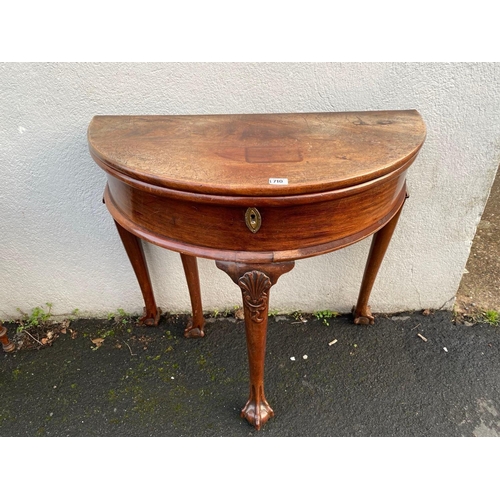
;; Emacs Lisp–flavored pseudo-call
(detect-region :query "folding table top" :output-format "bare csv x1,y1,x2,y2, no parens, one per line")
88,110,426,197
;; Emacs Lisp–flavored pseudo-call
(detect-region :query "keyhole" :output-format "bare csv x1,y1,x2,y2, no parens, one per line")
245,207,261,233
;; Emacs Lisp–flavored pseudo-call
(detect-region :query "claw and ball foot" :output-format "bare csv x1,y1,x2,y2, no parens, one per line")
241,385,275,430
0,324,15,353
353,305,375,325
183,318,205,338
139,306,162,326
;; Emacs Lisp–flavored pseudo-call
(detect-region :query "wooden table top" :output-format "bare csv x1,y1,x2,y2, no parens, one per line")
88,110,426,197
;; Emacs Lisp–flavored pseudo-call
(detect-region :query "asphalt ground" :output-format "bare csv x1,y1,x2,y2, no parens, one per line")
2,310,499,437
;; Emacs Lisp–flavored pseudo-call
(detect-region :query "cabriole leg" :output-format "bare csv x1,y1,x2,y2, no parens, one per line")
353,203,404,325
180,254,205,338
114,221,161,326
216,260,294,430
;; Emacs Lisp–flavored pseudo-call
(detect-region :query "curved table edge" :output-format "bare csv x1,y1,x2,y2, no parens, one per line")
104,183,408,264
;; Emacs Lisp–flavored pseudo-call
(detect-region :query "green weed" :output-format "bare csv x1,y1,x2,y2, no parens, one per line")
313,310,339,326
16,303,53,333
197,354,207,367
483,310,499,326
108,308,131,325
211,306,239,318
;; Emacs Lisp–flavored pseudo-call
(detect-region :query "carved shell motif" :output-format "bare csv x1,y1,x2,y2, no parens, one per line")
238,271,272,323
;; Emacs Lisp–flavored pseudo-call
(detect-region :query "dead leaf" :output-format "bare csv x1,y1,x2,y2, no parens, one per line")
41,338,48,345
91,338,104,347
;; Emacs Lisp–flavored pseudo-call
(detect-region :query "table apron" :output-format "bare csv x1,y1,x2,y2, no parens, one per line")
104,171,407,263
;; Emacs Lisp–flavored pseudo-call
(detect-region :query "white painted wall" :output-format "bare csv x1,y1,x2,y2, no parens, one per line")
1,63,499,319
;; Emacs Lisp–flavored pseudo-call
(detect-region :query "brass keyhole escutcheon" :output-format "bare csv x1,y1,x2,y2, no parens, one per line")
245,207,262,233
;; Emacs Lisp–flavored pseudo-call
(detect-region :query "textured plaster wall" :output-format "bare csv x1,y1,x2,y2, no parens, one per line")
1,62,499,319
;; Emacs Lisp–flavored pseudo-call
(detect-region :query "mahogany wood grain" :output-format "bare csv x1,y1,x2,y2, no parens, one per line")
353,200,406,324
104,168,407,256
88,110,426,430
114,220,161,326
180,254,205,338
103,182,408,264
216,260,295,429
88,111,425,196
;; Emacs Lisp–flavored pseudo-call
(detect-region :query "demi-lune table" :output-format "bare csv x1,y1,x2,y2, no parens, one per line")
88,110,426,430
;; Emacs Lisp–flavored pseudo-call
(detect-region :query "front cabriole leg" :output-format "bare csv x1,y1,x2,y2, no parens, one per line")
216,260,294,430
